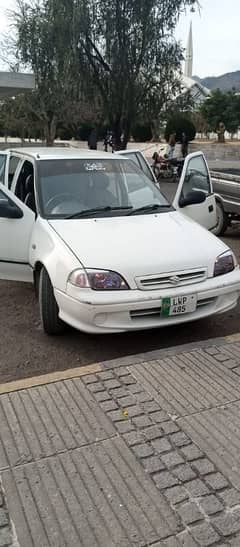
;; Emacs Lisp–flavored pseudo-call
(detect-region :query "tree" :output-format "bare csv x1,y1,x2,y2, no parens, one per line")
12,0,199,147
165,114,196,143
200,90,240,139
77,0,199,148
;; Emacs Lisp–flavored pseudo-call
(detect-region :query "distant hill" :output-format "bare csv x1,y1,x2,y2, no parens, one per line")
193,71,240,92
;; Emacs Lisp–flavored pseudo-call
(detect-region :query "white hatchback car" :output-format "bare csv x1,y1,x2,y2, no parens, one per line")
0,147,239,335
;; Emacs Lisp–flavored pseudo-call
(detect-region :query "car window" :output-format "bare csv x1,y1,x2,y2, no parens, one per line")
15,160,34,203
181,155,211,198
136,153,155,182
8,156,21,189
122,152,141,168
0,154,6,184
38,158,170,218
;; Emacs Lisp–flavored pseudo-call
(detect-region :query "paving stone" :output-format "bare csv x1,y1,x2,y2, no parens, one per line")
219,488,240,508
94,390,111,402
205,347,220,356
97,371,115,381
213,509,240,536
200,494,224,516
134,391,153,403
173,464,197,483
103,379,122,390
126,405,143,418
170,432,191,447
115,421,135,434
229,534,240,546
120,375,137,385
154,471,179,489
161,452,185,469
0,527,12,547
133,415,153,428
143,425,164,441
214,353,232,362
82,374,98,384
185,479,210,497
164,485,189,504
192,458,215,476
99,400,118,412
189,521,220,546
220,359,238,369
143,456,165,474
161,422,180,435
123,431,144,447
177,501,203,525
205,472,229,491
152,438,172,454
110,387,128,398
0,509,9,528
114,368,130,377
132,443,154,459
177,530,199,546
108,409,126,422
118,396,136,407
180,444,204,461
142,401,160,413
87,381,105,393
150,410,169,423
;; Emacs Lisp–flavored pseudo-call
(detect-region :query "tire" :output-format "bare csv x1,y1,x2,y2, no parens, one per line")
212,201,228,237
39,267,65,335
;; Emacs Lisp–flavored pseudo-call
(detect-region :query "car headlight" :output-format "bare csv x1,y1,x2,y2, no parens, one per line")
68,269,129,290
214,250,238,277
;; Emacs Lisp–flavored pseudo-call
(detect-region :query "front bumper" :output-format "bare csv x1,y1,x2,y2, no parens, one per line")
55,269,240,333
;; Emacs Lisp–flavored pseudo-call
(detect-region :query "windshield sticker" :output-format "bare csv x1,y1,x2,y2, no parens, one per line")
84,162,106,172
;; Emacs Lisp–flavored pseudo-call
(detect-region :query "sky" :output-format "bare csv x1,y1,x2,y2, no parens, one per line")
0,0,239,78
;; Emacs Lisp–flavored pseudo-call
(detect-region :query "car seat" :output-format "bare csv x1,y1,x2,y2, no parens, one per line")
24,175,36,212
87,173,118,208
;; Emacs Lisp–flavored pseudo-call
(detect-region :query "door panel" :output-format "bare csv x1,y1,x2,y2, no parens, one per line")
0,183,35,282
173,152,217,230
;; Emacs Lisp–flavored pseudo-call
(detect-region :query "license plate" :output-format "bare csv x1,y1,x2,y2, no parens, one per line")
161,294,197,317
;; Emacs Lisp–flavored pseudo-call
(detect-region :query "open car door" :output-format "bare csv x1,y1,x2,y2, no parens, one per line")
0,183,35,282
0,152,8,186
173,152,217,231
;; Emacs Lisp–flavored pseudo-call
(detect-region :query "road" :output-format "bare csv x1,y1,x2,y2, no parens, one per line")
0,223,240,384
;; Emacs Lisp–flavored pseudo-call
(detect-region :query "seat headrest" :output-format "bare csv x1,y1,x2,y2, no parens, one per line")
25,174,34,193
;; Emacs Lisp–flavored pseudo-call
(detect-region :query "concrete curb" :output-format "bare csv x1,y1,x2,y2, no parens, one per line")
101,333,240,370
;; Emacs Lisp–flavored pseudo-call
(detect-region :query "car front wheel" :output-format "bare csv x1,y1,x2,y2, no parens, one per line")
39,267,65,335
212,201,228,236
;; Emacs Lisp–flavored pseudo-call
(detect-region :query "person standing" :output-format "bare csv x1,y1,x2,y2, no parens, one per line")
88,128,98,150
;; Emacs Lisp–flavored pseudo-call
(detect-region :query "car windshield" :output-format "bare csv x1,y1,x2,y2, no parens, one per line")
38,158,172,218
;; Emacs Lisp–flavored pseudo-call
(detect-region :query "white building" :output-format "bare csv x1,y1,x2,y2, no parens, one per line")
0,71,35,98
181,23,210,107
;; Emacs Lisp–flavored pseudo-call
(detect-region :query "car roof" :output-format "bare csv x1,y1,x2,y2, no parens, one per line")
116,149,141,155
6,147,128,161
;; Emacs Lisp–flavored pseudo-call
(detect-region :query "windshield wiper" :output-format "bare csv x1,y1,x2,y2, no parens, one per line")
66,206,132,219
127,203,171,216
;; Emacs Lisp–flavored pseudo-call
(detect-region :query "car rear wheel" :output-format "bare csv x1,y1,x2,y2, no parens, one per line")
39,267,65,335
212,201,228,236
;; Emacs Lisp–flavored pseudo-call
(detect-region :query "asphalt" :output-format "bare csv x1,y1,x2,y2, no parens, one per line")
1,334,240,546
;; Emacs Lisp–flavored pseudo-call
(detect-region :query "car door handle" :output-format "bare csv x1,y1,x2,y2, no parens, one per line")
208,205,214,212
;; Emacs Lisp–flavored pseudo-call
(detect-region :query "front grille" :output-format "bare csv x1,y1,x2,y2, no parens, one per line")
136,269,207,291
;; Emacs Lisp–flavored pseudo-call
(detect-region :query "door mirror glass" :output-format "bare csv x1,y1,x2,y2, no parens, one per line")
179,190,206,208
0,191,23,219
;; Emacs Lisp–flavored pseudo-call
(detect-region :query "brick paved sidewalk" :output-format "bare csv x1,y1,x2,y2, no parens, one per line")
1,337,240,546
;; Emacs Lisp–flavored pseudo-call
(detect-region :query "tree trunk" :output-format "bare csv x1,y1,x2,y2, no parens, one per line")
44,116,57,146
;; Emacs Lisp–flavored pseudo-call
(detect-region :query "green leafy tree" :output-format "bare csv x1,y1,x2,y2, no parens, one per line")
12,0,198,147
200,90,240,139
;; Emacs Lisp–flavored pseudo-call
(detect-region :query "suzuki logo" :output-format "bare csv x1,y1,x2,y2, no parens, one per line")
169,275,181,285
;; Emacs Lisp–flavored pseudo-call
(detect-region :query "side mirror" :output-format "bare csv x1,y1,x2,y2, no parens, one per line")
0,199,23,219
179,190,206,208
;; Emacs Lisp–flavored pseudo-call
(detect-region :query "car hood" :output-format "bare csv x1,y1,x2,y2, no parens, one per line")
49,211,229,285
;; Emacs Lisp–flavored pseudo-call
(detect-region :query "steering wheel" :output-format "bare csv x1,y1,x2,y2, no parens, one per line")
45,193,84,213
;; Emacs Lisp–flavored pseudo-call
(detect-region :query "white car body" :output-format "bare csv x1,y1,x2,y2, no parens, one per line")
0,147,239,334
